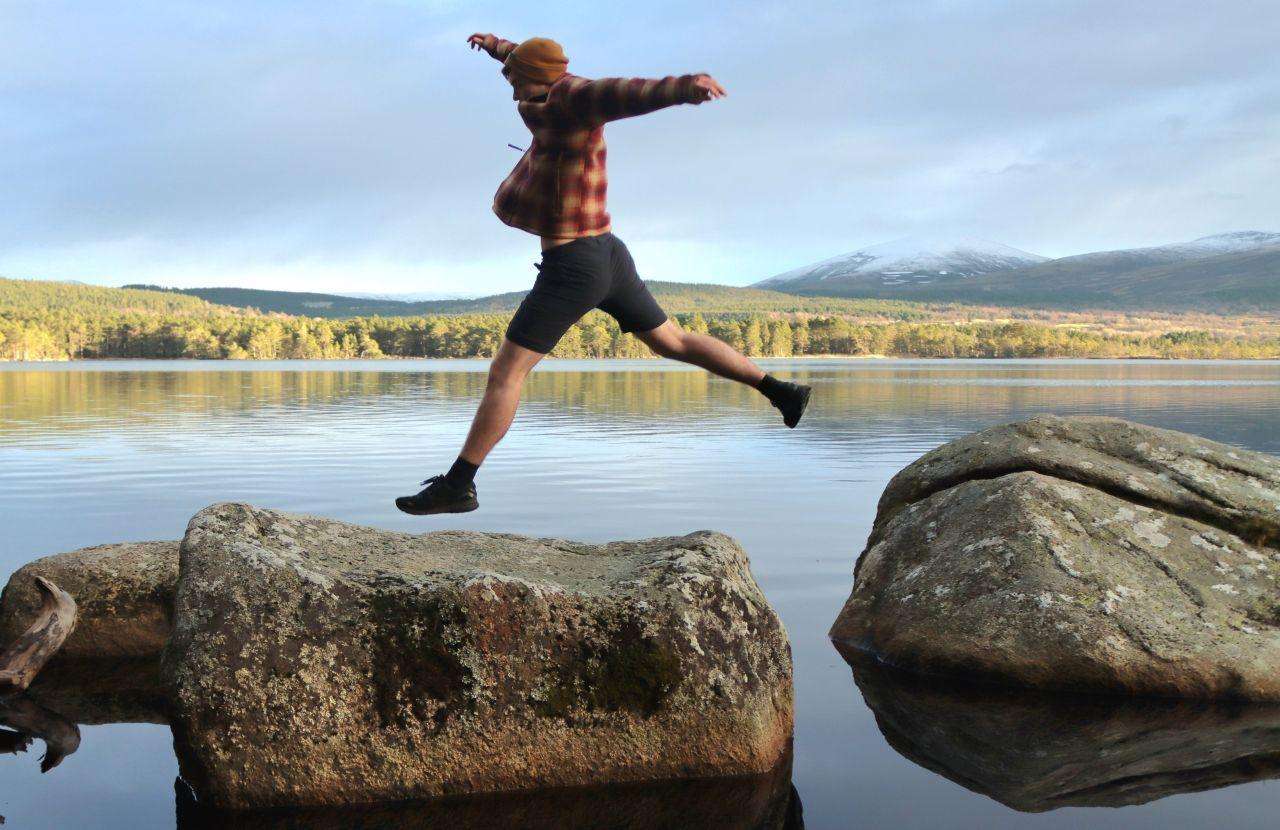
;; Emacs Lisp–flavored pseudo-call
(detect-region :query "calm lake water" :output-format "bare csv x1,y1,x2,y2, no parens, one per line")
2,358,1279,828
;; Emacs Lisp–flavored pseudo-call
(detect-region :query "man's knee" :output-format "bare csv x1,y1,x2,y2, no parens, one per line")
486,362,527,390
488,338,545,385
643,327,688,359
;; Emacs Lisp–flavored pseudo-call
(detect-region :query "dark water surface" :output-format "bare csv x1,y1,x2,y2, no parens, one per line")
2,358,1279,828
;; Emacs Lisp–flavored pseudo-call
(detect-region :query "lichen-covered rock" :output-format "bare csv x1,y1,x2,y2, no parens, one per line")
871,413,1280,550
0,541,178,659
830,414,1280,700
846,652,1280,812
162,503,793,810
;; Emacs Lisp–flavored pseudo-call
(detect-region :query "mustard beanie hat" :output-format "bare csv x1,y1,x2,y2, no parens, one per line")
504,37,569,84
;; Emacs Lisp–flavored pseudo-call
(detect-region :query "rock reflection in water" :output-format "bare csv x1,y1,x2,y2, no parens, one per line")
25,656,170,725
3,657,802,830
174,752,802,830
841,646,1280,812
174,754,802,830
0,654,166,788
0,692,81,773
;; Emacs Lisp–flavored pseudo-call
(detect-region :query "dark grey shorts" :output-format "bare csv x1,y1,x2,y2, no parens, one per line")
504,232,668,354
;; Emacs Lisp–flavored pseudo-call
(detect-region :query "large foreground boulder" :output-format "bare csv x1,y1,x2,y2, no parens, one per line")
163,503,793,810
0,541,178,659
830,414,1280,700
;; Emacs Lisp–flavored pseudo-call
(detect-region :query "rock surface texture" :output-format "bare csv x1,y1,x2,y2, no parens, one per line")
162,503,793,810
0,541,178,659
830,414,1280,700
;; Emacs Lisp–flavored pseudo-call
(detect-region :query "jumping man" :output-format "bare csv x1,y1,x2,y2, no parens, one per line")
395,33,812,515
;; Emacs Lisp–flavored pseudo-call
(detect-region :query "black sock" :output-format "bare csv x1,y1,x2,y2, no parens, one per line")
755,373,792,404
445,456,479,489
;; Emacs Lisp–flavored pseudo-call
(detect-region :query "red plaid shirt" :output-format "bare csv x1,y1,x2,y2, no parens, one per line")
481,36,706,239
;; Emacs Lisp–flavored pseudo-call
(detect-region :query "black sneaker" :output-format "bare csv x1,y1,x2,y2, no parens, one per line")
395,474,479,515
772,382,812,428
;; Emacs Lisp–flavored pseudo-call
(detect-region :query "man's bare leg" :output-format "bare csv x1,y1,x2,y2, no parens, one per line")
632,320,811,427
396,336,545,514
458,337,547,465
632,320,764,384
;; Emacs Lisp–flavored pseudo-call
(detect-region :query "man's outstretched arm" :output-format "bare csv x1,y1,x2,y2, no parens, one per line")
467,32,517,62
553,73,726,124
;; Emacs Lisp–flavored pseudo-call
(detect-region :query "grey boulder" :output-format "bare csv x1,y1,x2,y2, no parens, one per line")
830,414,1280,700
0,541,178,659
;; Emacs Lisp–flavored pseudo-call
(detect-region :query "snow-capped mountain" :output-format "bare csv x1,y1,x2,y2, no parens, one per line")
1164,230,1280,256
1052,231,1280,270
750,230,1280,310
753,235,1049,292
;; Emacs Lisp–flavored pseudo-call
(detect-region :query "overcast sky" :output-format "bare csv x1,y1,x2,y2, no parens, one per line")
3,0,1278,297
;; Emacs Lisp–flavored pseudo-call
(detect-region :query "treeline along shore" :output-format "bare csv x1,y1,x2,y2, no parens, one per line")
3,277,1279,361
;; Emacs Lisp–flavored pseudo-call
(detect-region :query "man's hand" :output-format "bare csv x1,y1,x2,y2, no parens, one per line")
691,74,727,103
467,33,497,53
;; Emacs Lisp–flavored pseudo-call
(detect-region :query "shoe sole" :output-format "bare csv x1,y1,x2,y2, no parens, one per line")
394,498,479,516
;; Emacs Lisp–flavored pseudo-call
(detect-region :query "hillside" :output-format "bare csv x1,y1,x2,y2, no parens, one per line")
123,281,949,320
788,245,1280,312
5,275,1280,361
906,244,1280,311
121,284,442,317
1,277,251,317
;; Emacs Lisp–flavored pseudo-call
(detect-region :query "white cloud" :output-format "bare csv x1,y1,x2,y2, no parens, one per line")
2,0,1278,293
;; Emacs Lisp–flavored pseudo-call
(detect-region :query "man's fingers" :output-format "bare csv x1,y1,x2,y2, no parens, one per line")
692,75,728,102
697,76,728,98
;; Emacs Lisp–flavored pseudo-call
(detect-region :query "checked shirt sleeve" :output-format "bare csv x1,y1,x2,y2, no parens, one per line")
481,34,518,62
554,74,706,125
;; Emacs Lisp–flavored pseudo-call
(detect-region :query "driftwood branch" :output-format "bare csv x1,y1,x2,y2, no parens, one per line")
0,576,76,692
0,727,33,755
0,696,81,772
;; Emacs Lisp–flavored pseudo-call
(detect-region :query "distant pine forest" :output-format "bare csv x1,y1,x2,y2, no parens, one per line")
3,277,1279,360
